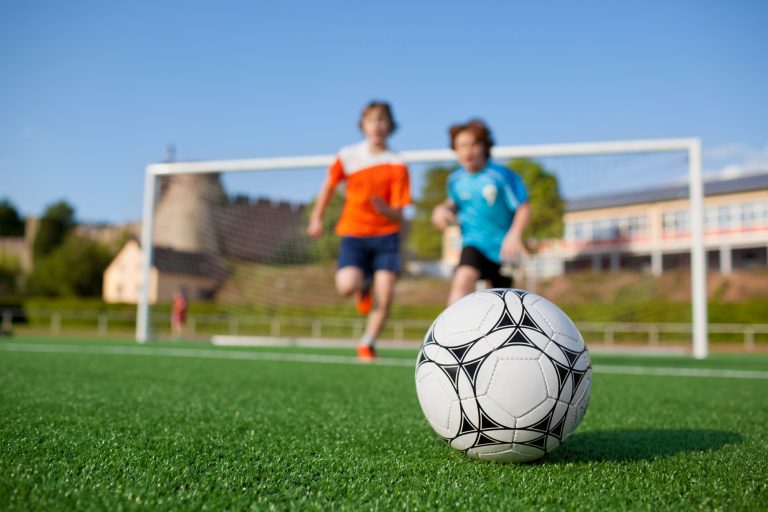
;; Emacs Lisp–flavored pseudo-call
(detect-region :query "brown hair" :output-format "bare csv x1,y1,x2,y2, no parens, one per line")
359,101,398,134
449,119,494,159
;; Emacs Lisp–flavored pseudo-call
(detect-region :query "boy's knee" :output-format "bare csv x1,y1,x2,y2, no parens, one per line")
335,281,356,296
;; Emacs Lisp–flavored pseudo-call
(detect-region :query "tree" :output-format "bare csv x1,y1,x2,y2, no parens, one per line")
0,252,22,297
27,233,112,297
507,158,564,241
409,166,452,259
33,201,75,258
0,199,25,236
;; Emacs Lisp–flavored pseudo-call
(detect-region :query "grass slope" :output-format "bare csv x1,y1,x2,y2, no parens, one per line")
1,338,767,510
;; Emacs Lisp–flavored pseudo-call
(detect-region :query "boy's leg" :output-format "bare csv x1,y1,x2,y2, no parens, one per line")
488,267,513,289
357,234,399,360
448,246,489,304
362,270,397,341
448,266,480,304
336,236,373,313
335,266,366,297
358,269,396,360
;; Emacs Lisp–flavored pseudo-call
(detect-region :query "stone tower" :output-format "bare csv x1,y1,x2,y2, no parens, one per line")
152,173,228,254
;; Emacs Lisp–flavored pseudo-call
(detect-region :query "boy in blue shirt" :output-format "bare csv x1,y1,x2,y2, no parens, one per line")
432,119,531,304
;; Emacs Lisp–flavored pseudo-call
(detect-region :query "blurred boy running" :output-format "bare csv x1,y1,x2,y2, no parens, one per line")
432,119,530,304
307,101,411,361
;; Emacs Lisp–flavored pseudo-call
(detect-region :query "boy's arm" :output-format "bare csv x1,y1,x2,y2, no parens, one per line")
500,202,531,261
306,179,336,238
372,164,411,221
371,196,403,221
432,199,457,231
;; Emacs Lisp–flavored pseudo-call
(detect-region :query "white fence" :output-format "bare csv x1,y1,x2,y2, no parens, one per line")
2,308,766,351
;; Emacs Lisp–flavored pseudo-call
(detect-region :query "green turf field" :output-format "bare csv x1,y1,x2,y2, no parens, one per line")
1,337,767,510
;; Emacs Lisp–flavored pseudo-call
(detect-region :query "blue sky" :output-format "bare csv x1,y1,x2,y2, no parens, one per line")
1,0,766,223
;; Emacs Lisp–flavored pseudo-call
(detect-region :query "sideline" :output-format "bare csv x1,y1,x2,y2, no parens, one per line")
2,342,768,380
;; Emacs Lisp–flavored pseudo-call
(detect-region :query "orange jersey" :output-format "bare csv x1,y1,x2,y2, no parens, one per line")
327,141,411,237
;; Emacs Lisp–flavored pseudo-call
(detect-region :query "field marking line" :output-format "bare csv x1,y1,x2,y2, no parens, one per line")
0,343,410,367
2,343,768,380
592,365,768,380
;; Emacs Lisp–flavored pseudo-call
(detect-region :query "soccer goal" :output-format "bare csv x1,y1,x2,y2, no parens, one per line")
134,138,708,358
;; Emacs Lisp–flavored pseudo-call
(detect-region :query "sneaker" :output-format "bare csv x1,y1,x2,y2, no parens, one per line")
354,286,372,315
357,344,377,361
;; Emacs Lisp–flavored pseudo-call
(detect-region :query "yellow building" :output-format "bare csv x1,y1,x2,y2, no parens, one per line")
103,239,226,304
442,173,768,277
559,173,768,275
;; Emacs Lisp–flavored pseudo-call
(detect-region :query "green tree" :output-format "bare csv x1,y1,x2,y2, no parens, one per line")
409,166,451,259
28,233,112,297
305,192,345,261
0,251,22,297
0,199,25,236
507,158,564,240
33,201,75,258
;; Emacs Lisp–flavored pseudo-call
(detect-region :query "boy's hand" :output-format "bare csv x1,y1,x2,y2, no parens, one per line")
371,196,390,215
500,233,528,262
306,217,323,238
431,203,456,231
372,196,402,220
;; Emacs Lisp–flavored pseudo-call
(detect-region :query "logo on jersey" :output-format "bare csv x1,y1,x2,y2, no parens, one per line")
482,184,497,206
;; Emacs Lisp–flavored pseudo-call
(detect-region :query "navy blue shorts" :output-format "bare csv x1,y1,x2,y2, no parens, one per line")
337,233,400,276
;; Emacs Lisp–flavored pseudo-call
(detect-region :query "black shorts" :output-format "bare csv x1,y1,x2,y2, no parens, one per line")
458,246,513,289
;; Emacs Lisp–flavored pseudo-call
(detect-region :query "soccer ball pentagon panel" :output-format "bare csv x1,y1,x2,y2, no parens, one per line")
415,289,591,463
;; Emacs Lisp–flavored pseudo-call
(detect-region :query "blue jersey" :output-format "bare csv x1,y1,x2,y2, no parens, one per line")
447,161,529,263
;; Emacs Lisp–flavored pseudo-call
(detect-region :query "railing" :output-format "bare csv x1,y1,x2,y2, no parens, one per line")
2,308,767,350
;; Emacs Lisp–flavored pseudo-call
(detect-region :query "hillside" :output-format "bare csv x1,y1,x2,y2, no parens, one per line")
216,262,768,309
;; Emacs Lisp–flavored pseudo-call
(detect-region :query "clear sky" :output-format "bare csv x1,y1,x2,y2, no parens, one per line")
1,0,766,223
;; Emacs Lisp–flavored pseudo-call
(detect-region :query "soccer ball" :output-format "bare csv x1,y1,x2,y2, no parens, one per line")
415,289,591,463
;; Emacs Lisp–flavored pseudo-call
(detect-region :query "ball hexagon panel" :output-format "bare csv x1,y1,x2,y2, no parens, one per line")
433,292,505,347
525,295,585,353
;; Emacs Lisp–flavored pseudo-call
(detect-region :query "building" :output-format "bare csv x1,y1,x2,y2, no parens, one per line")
0,217,37,273
103,239,227,304
102,171,309,304
441,173,768,278
559,173,768,275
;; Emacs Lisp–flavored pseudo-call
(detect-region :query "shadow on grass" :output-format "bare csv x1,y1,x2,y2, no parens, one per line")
548,428,743,463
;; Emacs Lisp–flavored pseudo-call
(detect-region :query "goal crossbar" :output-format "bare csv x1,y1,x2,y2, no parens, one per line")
145,138,700,175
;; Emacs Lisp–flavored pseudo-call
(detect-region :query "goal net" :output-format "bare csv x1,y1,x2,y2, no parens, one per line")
134,139,707,357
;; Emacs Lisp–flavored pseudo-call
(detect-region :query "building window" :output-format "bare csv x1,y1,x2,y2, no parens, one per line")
565,222,583,242
663,210,689,234
717,205,731,229
591,220,608,241
740,202,758,227
572,222,585,241
705,207,718,230
662,212,674,233
625,215,648,238
568,215,649,242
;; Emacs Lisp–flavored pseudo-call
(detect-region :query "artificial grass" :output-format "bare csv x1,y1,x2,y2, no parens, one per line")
1,339,767,510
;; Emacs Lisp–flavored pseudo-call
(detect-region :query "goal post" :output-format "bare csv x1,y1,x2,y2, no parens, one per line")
135,138,708,358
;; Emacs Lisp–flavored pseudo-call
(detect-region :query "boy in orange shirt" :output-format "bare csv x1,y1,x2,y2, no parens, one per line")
307,101,411,361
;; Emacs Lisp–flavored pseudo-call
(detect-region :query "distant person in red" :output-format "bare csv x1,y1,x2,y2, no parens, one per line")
171,288,187,337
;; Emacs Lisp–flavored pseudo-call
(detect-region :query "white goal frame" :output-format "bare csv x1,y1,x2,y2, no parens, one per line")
136,138,708,358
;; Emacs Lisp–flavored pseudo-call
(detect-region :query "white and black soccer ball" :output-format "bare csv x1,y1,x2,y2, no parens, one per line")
415,289,591,463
